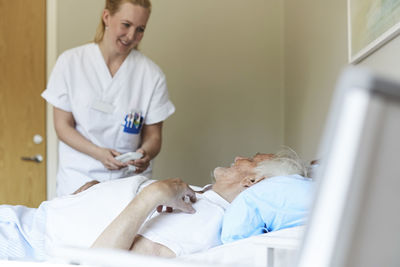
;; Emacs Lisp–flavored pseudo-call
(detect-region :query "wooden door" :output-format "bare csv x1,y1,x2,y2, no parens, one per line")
0,0,46,207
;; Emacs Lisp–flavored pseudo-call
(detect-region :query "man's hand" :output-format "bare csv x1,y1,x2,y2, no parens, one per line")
145,178,197,214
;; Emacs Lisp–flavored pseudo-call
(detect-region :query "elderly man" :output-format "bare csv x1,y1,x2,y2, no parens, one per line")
0,149,307,261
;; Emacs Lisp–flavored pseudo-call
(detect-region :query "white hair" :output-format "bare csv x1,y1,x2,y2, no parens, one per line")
254,147,308,178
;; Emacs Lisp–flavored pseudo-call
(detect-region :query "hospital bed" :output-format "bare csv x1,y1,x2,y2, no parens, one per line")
297,66,400,267
5,65,399,267
0,226,303,267
47,65,400,267
48,225,304,267
1,174,308,267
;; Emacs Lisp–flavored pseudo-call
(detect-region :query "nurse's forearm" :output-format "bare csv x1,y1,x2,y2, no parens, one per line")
53,107,103,159
57,124,102,158
140,122,163,160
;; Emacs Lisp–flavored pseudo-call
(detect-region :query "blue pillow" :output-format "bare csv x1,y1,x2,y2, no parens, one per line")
220,174,314,244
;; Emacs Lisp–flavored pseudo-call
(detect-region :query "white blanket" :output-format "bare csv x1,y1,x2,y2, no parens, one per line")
0,205,46,260
0,176,150,261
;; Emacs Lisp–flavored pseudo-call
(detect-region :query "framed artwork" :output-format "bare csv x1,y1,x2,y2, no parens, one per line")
348,0,400,63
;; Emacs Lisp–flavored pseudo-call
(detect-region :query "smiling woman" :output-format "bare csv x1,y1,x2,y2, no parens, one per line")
96,1,151,60
41,0,176,197
99,3,150,74
94,0,151,45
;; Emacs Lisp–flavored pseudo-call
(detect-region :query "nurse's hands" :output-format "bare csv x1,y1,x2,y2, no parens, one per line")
125,148,151,174
96,148,127,170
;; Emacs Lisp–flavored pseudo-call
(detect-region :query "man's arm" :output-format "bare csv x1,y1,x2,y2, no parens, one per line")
91,178,196,250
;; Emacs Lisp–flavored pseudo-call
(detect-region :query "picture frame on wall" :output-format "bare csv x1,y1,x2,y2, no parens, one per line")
348,0,400,64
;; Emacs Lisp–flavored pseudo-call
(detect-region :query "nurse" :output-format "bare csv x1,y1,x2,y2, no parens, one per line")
42,0,175,196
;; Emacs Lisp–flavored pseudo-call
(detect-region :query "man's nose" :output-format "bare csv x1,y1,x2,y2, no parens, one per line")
234,156,246,162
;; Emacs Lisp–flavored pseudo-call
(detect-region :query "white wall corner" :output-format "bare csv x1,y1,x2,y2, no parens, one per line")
46,0,59,200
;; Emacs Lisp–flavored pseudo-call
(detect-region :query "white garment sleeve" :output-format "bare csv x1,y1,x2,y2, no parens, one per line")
41,53,72,112
145,73,175,124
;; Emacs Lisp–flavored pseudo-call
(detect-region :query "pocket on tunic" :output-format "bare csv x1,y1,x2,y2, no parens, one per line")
122,111,144,134
116,111,143,152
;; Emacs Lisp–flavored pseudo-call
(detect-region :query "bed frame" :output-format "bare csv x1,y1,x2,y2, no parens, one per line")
298,67,400,267
9,66,400,267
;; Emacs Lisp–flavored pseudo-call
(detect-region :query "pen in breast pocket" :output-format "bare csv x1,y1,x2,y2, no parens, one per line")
135,112,141,124
127,112,132,128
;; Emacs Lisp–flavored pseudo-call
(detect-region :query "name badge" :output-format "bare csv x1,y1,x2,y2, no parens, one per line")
91,100,115,114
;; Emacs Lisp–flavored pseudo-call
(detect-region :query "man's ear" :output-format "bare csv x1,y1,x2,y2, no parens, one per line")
240,176,265,188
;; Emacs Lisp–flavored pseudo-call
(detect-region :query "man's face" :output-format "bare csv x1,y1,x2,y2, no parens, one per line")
213,153,274,185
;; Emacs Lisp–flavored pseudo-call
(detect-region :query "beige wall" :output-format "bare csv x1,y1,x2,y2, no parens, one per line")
283,0,348,161
283,0,400,162
57,0,103,53
47,0,400,194
142,0,284,185
49,0,284,188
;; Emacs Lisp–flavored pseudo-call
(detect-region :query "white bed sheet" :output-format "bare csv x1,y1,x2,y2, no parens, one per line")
39,226,305,267
0,226,304,267
179,225,305,267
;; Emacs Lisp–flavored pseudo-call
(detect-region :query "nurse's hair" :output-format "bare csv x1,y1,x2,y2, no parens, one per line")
254,147,308,178
94,0,152,44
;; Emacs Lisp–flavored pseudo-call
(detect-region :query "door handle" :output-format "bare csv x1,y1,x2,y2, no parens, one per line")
21,154,43,163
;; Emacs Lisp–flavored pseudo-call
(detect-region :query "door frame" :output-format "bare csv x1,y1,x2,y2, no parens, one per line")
46,0,59,200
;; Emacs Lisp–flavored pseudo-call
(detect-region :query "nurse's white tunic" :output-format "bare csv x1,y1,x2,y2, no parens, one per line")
42,43,175,196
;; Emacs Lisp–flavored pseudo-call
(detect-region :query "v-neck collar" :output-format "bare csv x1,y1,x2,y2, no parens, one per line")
92,43,137,98
94,43,134,83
